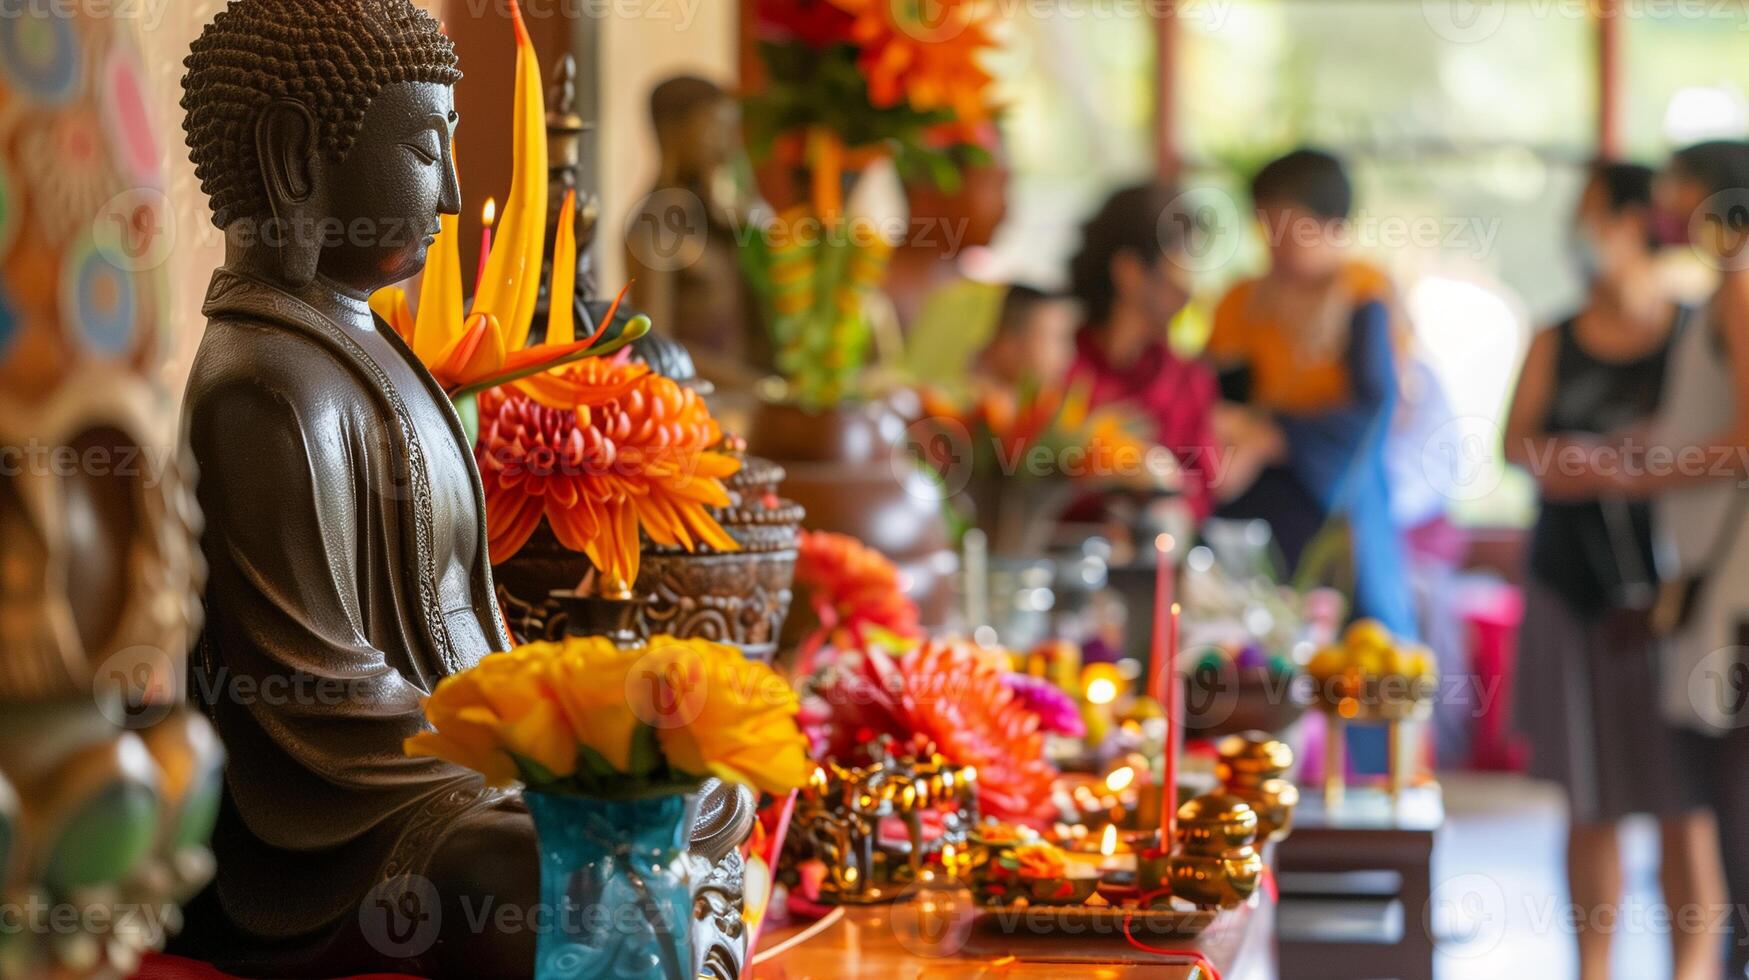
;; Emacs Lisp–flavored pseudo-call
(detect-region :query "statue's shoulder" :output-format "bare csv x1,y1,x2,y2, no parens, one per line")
184,316,366,438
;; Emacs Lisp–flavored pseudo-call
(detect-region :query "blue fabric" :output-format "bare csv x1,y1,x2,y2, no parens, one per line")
1276,301,1419,639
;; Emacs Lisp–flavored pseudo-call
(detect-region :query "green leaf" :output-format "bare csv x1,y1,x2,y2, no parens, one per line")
577,744,620,779
453,392,479,445
626,725,661,778
512,753,562,787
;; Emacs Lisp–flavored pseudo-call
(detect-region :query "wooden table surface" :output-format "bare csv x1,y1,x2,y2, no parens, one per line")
750,883,1277,980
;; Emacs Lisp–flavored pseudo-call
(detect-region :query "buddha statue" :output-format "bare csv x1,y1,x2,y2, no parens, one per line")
625,76,769,389
175,2,535,975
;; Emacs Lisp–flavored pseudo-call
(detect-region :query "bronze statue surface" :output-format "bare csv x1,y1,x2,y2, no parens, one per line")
175,3,534,975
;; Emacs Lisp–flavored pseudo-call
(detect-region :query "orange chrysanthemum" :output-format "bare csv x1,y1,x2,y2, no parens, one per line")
476,359,742,591
826,0,996,124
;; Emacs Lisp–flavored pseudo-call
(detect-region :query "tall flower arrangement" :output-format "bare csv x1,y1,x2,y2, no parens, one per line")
742,0,1001,407
371,2,649,439
372,1,741,594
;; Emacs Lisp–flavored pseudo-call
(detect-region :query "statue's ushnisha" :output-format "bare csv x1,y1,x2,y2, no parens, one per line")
177,1,535,975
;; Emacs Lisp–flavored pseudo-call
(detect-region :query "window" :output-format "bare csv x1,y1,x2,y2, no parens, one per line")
984,3,1159,287
1622,6,1749,154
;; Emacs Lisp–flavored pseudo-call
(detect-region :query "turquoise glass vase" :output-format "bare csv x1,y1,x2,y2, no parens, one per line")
525,790,699,980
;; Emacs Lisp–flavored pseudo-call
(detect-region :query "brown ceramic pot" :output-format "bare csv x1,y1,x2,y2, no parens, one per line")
743,399,957,629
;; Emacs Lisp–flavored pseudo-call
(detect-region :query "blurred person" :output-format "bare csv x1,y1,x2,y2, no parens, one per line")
972,284,1079,390
1066,183,1220,523
1503,161,1719,980
1207,149,1416,636
1627,139,1749,980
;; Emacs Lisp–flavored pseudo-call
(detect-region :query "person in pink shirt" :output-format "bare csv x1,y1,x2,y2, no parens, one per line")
1066,184,1222,522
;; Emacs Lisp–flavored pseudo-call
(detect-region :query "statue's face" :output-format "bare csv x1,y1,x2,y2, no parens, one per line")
319,81,461,292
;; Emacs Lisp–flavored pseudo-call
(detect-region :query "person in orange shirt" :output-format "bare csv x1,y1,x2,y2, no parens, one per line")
1206,149,1416,637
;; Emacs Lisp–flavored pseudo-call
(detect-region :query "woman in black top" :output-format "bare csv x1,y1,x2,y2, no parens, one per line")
1504,162,1721,980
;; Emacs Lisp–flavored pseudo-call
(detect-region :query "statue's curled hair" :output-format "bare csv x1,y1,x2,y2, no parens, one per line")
181,0,460,229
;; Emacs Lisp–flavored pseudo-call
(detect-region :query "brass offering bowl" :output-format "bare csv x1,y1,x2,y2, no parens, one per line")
1166,793,1264,911
1216,731,1300,844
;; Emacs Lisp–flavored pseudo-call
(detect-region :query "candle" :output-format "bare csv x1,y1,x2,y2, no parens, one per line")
1164,601,1183,844
963,527,988,632
1151,534,1179,845
474,196,497,298
1081,663,1122,745
1093,823,1141,876
1150,534,1176,705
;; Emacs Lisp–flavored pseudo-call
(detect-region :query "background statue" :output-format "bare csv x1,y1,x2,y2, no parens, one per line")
175,2,534,975
625,75,769,390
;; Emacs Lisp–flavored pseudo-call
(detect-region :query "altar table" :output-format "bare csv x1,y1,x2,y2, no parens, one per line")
751,880,1277,979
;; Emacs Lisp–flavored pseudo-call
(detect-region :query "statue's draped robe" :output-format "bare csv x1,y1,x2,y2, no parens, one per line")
180,270,520,961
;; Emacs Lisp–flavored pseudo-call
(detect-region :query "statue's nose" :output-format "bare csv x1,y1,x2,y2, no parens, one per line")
437,144,462,218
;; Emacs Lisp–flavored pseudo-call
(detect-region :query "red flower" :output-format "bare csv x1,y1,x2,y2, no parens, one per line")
754,0,857,48
899,638,1057,824
800,635,1059,826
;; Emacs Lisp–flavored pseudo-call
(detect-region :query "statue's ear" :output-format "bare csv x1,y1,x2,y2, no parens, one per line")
254,99,323,287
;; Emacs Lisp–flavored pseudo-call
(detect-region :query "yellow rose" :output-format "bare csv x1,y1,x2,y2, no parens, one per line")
406,648,580,785
544,637,649,775
469,650,578,780
642,636,813,796
405,670,522,787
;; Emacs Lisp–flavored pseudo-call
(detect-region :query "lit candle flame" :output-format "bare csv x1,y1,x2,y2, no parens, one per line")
1105,765,1136,793
1100,823,1118,858
1156,533,1176,554
481,196,498,229
1087,677,1118,705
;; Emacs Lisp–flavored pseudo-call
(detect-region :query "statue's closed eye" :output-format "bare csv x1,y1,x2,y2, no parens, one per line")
401,137,441,166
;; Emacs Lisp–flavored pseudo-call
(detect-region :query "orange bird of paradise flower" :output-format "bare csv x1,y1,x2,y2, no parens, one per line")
371,0,646,416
